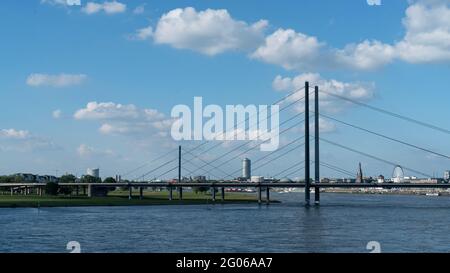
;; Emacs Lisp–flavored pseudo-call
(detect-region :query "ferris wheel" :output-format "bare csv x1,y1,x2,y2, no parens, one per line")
392,165,404,183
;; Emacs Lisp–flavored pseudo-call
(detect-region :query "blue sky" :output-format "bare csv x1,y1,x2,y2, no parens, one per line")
0,0,449,180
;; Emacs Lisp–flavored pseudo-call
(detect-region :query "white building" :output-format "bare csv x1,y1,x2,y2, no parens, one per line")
242,158,251,180
444,170,450,181
251,176,264,183
87,168,100,178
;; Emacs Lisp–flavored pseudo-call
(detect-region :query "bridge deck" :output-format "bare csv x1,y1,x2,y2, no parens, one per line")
1,182,450,188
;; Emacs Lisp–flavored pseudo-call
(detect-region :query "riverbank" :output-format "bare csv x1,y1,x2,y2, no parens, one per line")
321,188,450,196
0,191,277,208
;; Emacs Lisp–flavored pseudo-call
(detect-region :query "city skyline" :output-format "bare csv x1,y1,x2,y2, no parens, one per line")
1,0,450,180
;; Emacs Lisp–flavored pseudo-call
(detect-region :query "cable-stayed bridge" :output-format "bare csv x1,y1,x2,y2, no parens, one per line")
112,81,450,206
4,82,450,206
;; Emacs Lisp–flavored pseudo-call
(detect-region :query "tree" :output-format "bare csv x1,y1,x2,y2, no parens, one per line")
80,175,101,184
103,177,116,184
13,175,24,183
102,177,117,193
0,176,14,193
45,182,59,195
0,176,13,184
60,174,77,184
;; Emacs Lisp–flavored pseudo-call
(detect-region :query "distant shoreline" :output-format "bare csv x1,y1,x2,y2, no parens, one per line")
321,188,450,197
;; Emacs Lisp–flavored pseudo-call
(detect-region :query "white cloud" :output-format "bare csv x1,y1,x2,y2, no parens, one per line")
41,0,71,6
26,73,87,88
77,144,115,157
82,1,126,15
151,7,268,55
0,129,59,152
133,4,145,15
74,101,172,137
77,143,94,156
334,40,396,70
395,0,450,63
273,73,374,134
253,28,396,71
0,129,30,139
52,109,62,119
273,73,375,113
252,28,324,70
74,102,140,120
298,118,337,134
131,25,153,40
253,0,450,71
317,117,337,133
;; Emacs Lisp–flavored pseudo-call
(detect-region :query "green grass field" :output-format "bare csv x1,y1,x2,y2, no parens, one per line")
0,190,272,208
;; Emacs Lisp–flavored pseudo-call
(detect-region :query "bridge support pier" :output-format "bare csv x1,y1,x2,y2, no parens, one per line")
212,186,216,202
169,186,173,201
39,187,43,196
304,81,311,207
87,184,93,198
314,188,320,205
221,187,225,202
10,187,13,196
178,145,182,201
266,187,270,205
139,187,143,200
314,85,320,206
128,186,132,200
76,186,79,196
258,184,262,205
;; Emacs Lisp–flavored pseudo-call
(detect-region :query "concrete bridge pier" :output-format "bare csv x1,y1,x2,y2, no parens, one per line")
258,184,262,204
87,184,93,198
128,186,132,200
169,186,173,201
178,187,183,200
10,187,13,196
221,187,225,202
139,187,143,200
212,186,216,202
76,186,79,196
314,188,320,206
266,187,270,205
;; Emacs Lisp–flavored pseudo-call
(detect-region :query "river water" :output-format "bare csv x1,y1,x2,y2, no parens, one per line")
1,193,450,253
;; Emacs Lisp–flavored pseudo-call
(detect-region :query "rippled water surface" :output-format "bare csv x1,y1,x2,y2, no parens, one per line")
1,193,450,252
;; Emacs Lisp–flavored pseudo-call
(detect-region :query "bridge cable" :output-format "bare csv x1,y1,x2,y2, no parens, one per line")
121,147,178,178
228,139,306,178
319,89,450,135
319,137,431,177
136,84,311,180
184,118,306,178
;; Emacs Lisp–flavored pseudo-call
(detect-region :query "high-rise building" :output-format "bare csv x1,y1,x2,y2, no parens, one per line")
242,158,251,180
444,170,450,181
87,168,100,178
